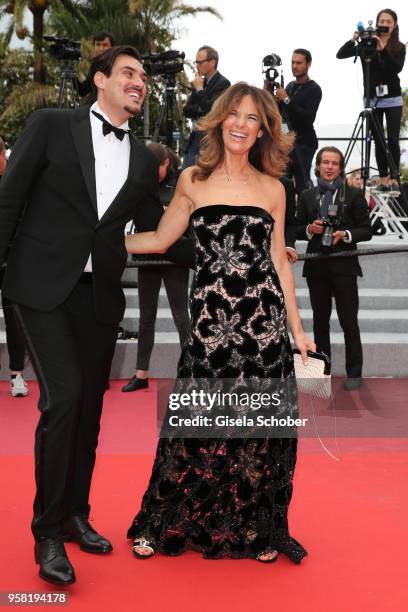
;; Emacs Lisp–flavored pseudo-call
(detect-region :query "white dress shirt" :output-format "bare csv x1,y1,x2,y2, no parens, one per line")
84,102,131,272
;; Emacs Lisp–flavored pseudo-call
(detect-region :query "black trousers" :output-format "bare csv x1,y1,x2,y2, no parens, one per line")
306,274,363,378
290,143,317,195
372,105,402,179
136,266,189,370
12,278,118,540
1,294,26,371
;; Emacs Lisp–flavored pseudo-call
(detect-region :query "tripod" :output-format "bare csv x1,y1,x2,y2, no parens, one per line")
344,49,401,195
56,60,80,109
152,74,185,150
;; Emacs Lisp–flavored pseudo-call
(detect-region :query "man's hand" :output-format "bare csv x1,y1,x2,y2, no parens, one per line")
308,219,324,235
286,247,298,263
332,230,347,246
192,74,204,91
274,85,288,102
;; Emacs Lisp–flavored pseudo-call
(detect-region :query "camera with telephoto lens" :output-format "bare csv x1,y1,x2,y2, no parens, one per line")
357,21,389,58
262,53,283,95
44,35,81,62
320,204,341,251
142,50,185,77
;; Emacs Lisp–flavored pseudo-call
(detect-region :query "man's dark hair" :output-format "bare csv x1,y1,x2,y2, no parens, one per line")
89,45,142,95
315,146,345,177
293,48,312,64
198,45,219,68
93,31,115,46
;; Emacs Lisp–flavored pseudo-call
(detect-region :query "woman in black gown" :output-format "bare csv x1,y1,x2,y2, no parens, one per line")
125,82,315,563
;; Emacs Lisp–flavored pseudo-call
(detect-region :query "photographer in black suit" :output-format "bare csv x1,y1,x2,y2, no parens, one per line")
183,45,230,167
296,147,372,390
0,45,192,586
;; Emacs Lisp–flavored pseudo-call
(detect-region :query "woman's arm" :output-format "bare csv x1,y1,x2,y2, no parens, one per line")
126,169,194,255
269,180,316,362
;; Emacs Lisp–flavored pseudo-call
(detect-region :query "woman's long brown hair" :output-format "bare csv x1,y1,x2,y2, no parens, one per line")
191,82,294,181
376,8,405,57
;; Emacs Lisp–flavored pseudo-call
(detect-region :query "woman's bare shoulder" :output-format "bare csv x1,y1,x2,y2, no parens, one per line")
259,173,285,197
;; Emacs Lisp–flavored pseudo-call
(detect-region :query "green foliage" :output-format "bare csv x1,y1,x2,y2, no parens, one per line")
0,0,221,146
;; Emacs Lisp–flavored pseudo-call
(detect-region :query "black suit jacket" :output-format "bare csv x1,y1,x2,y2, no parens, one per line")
0,106,194,324
183,71,231,120
296,183,372,277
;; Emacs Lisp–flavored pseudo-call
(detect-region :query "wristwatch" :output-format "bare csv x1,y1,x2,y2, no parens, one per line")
283,96,290,105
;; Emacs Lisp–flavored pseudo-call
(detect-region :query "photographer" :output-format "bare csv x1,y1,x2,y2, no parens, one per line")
337,9,406,190
296,147,372,390
77,31,115,98
274,49,322,194
182,45,230,167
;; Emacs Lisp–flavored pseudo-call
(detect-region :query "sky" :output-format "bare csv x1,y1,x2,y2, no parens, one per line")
176,0,408,132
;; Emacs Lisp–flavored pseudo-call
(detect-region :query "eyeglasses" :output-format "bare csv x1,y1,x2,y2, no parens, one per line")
194,59,211,65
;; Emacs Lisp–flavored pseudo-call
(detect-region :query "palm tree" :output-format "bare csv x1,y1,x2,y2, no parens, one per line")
0,0,83,83
49,0,220,53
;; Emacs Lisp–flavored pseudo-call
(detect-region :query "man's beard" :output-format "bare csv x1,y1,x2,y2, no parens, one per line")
124,104,140,116
294,70,308,80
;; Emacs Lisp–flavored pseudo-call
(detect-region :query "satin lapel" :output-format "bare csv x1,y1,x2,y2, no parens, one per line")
96,133,140,226
70,106,98,215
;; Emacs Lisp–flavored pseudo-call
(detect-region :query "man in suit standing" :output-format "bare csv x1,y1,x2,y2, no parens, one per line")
0,45,192,586
182,45,230,167
296,147,372,390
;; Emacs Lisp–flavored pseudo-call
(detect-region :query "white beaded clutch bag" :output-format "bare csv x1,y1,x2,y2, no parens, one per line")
293,350,331,399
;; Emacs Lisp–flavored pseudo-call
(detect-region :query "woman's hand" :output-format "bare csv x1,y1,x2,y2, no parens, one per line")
373,35,386,51
292,329,316,365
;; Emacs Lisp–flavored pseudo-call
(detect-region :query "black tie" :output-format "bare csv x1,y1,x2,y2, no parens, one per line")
92,110,130,141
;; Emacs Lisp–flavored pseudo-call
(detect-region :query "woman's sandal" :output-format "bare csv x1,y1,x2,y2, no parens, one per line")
256,549,279,563
132,537,156,559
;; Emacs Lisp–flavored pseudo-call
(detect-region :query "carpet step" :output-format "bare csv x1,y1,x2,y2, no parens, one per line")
121,288,408,310
1,332,408,379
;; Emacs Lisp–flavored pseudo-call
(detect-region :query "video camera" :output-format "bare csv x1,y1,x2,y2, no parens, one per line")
262,53,283,94
356,21,389,59
142,50,185,78
44,35,81,62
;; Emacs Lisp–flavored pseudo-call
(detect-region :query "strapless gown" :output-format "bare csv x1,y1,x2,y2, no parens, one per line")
127,205,307,563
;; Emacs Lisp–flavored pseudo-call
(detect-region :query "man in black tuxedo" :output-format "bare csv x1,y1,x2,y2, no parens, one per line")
183,45,230,167
296,147,372,390
0,45,192,586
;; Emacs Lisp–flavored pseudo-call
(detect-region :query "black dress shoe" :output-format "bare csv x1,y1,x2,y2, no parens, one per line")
34,538,76,586
343,377,362,391
121,376,148,392
63,515,113,554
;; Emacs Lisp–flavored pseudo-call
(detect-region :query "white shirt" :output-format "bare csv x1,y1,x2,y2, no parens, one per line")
84,102,131,272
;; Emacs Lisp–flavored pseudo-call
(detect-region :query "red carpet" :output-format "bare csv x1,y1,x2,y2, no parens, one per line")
0,381,407,612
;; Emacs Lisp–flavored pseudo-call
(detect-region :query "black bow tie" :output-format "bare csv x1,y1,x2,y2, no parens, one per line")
92,110,130,141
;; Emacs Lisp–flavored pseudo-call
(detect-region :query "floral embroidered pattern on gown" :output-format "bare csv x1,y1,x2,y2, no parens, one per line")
127,205,307,563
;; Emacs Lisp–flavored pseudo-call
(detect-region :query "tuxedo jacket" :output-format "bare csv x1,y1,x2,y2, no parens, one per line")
0,106,194,323
296,183,372,277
